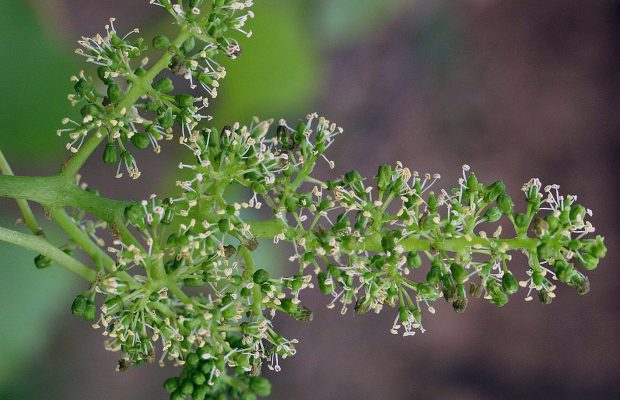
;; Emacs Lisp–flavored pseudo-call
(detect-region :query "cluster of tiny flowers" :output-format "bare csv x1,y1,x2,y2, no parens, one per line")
58,0,253,179
172,119,606,341
59,2,606,399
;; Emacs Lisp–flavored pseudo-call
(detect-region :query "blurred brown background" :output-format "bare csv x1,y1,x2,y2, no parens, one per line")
0,0,619,399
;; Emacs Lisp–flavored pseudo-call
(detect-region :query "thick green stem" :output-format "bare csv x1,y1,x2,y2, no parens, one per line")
0,226,95,281
0,150,43,235
0,175,130,223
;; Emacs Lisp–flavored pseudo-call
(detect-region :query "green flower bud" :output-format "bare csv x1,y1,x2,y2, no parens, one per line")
97,66,113,84
180,380,194,395
74,78,93,96
537,242,555,261
131,133,150,149
553,260,575,283
376,164,392,192
284,196,298,212
102,141,118,164
153,77,174,93
317,272,334,294
187,353,200,367
496,194,514,215
450,262,468,284
152,34,171,50
124,204,146,229
452,284,467,313
514,212,530,232
34,254,52,269
175,93,195,108
170,390,185,400
569,204,586,224
250,376,272,397
191,372,206,386
406,252,422,269
71,294,88,316
487,281,508,307
532,270,544,287
482,207,502,223
83,299,96,321
501,272,518,295
466,174,478,192
427,192,438,210
426,265,441,285
354,297,371,314
181,36,196,54
569,274,590,295
290,305,313,322
107,83,122,103
484,181,505,203
587,236,607,259
163,377,179,393
538,289,553,304
579,253,599,270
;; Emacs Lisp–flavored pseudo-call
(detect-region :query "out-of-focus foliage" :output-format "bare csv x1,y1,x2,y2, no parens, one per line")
0,1,72,161
0,230,76,387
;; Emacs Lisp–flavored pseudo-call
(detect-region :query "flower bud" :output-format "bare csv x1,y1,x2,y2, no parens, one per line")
180,380,194,395
153,77,174,93
496,194,514,215
536,242,555,261
452,284,468,313
501,272,518,295
175,93,195,108
71,294,88,316
569,274,590,295
538,289,553,304
466,174,478,192
317,272,333,294
34,254,52,269
152,34,171,50
587,236,607,259
107,83,122,103
83,299,96,321
163,377,179,393
426,265,441,285
484,181,505,203
354,297,371,314
406,252,422,269
482,207,502,223
131,133,150,149
74,78,93,96
376,164,392,192
514,212,530,232
569,204,586,224
579,253,599,270
450,262,467,284
124,204,146,230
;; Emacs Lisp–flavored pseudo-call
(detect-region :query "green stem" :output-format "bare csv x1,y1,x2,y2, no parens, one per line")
0,225,95,281
51,208,138,288
0,150,43,235
239,245,263,317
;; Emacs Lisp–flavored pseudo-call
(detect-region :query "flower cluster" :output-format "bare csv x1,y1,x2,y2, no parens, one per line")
54,2,606,400
58,0,254,179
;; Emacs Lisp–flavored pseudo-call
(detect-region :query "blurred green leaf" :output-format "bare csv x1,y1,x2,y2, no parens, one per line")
213,0,321,124
318,0,410,43
0,231,76,388
0,1,74,161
